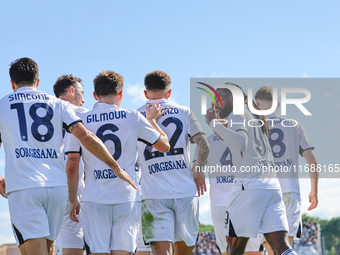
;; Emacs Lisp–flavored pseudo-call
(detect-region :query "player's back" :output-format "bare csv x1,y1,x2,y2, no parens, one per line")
267,113,314,194
72,102,159,204
0,87,79,193
227,105,280,190
137,99,197,200
204,134,234,206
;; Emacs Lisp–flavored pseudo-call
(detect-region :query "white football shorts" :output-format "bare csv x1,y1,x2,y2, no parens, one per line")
82,201,140,253
137,218,151,252
282,192,302,238
8,186,68,246
141,197,199,247
211,206,263,252
225,188,288,238
56,189,84,249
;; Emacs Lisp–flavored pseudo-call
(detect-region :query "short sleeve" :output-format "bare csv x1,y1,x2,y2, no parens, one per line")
137,112,161,146
298,123,314,156
65,132,82,155
61,101,82,133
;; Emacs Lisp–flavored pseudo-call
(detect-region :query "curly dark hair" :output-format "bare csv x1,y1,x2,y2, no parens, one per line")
53,74,82,98
93,71,123,96
9,57,39,86
144,70,171,91
217,83,270,138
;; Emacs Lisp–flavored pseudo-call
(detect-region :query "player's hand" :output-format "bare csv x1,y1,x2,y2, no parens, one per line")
113,167,138,190
145,102,168,122
69,200,81,222
193,171,207,197
0,176,7,199
205,102,217,126
308,190,318,211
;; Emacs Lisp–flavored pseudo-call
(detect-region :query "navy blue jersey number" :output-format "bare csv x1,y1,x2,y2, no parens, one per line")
220,147,233,166
96,123,122,160
144,117,184,161
268,128,286,158
11,102,54,142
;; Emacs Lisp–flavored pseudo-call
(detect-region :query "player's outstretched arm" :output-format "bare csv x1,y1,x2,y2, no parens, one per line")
205,103,248,152
145,102,170,153
302,149,319,211
69,122,138,190
192,133,210,196
0,175,7,199
66,153,81,222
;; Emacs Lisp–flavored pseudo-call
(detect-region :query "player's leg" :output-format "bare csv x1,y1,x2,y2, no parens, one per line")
264,231,293,255
150,241,173,255
82,202,113,255
244,234,264,255
10,187,67,255
282,192,302,247
57,191,85,255
211,206,228,255
135,217,151,255
49,244,55,255
226,236,249,255
174,241,194,255
141,199,175,255
260,190,295,255
110,201,140,254
173,197,199,255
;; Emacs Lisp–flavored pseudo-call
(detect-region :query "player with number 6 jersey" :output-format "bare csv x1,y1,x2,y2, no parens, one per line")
137,71,210,255
65,71,170,255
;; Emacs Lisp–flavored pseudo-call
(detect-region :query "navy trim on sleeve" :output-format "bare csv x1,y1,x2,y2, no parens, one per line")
299,146,315,157
63,120,83,133
138,134,161,147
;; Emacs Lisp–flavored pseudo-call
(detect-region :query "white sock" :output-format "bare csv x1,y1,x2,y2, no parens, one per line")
281,249,298,255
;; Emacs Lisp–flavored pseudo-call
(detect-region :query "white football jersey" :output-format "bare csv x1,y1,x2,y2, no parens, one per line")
267,113,314,194
137,99,204,200
0,87,81,193
193,134,234,206
212,105,280,190
63,105,89,190
65,102,161,204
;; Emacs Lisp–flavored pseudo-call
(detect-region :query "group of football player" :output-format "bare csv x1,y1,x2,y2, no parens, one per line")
0,57,318,255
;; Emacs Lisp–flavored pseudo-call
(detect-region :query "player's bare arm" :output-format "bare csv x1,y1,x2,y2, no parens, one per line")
302,149,319,210
145,102,170,152
66,153,81,222
192,133,210,196
69,121,138,190
0,175,7,199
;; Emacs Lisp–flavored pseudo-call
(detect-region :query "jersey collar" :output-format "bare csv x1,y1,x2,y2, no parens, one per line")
15,86,38,93
145,98,168,105
266,112,280,119
93,102,119,110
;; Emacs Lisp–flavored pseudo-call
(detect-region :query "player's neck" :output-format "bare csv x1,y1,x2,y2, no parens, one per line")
97,95,120,107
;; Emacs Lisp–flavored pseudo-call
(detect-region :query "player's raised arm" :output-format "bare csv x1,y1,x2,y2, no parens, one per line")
145,102,170,153
302,149,319,211
68,121,138,190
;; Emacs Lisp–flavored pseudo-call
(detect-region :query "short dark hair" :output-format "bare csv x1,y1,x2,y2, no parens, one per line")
144,71,171,91
9,57,39,86
255,86,274,101
93,71,123,96
53,74,82,98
